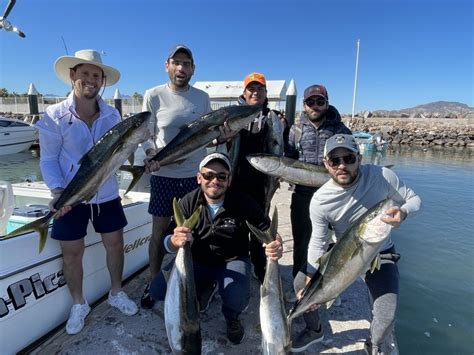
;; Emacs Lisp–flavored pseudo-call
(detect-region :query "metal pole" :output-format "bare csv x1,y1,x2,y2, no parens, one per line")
114,89,122,118
351,39,360,120
284,79,297,127
27,83,39,114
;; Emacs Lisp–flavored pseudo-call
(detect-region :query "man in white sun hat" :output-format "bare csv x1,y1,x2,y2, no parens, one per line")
35,49,138,335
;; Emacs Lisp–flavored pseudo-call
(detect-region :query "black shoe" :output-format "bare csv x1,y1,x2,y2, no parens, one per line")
198,282,218,313
226,318,245,344
290,325,324,352
140,283,155,309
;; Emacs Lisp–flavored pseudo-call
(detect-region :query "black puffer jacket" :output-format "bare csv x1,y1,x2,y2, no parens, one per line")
167,188,270,267
286,106,351,165
285,106,351,193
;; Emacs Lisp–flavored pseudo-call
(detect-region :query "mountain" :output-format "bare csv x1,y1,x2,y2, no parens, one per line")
370,101,474,118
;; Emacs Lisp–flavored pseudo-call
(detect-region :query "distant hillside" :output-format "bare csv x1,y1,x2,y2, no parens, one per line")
368,101,474,118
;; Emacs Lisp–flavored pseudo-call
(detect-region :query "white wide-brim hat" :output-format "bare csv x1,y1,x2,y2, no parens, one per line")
54,49,120,86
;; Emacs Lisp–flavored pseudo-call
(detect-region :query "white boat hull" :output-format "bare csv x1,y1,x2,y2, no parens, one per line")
0,183,151,354
0,116,38,156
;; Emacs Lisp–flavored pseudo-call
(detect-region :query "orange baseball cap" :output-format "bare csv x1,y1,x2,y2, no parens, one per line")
243,72,266,88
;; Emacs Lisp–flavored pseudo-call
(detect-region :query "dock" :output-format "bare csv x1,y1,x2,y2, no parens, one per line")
30,183,371,354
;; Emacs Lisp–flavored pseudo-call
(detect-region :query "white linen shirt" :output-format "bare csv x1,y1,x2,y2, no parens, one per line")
35,93,121,204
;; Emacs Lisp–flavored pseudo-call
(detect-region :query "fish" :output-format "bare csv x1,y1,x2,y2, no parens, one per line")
288,199,394,321
247,154,330,187
247,207,291,354
262,114,285,216
4,111,152,252
121,105,261,194
164,198,202,354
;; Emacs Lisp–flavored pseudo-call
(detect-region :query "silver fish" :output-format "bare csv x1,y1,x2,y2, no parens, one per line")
122,105,261,193
4,112,151,252
247,208,291,354
247,154,330,187
288,199,394,320
164,198,202,354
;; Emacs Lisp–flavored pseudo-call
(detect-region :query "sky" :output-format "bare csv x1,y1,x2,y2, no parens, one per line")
0,0,472,114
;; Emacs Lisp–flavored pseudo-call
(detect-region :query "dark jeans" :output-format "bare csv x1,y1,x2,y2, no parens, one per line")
290,186,318,277
150,256,251,320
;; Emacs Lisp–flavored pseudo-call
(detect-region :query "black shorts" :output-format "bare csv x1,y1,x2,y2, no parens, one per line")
51,197,127,241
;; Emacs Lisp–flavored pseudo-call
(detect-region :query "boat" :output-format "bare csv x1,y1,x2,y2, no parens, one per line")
0,116,38,155
0,177,152,354
353,131,388,153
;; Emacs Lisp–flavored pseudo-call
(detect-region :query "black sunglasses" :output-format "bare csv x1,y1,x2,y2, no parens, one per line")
200,171,229,182
305,98,327,107
327,154,357,168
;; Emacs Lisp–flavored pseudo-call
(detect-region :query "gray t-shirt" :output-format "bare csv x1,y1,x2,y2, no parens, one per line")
307,164,422,273
141,84,211,178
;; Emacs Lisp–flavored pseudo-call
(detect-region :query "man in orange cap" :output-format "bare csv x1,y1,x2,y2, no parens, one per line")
228,72,286,284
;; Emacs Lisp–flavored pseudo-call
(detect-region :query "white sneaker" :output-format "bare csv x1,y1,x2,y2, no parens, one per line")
108,291,138,316
66,301,91,335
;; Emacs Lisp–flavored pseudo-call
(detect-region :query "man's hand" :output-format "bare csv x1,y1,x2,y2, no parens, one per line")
381,206,407,228
170,226,193,250
49,188,72,218
144,149,160,173
213,121,238,145
263,233,283,261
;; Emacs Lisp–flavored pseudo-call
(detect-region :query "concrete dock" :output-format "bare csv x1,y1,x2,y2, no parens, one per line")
31,183,371,354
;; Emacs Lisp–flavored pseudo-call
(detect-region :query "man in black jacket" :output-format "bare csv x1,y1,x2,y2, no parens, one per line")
149,152,283,345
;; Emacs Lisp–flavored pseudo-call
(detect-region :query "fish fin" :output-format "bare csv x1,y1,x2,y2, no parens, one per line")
270,207,278,238
184,205,202,229
118,165,145,194
315,252,330,275
127,153,135,167
162,268,172,283
325,298,336,309
172,198,185,226
384,164,394,169
369,254,381,273
4,212,53,253
246,221,273,245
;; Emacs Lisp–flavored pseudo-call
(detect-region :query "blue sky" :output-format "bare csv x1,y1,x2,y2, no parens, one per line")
0,0,472,113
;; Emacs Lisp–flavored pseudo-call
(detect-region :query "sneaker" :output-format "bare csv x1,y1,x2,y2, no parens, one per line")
290,326,324,352
140,283,155,309
284,289,297,303
66,301,91,335
226,318,245,344
198,282,218,313
108,291,138,316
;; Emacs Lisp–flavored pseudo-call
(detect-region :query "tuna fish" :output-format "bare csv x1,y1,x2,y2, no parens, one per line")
164,198,202,354
122,105,261,193
288,199,394,320
247,154,330,187
247,208,291,354
4,112,152,252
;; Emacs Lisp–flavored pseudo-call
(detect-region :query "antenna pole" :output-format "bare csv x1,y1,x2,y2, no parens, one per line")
351,39,360,120
61,36,69,55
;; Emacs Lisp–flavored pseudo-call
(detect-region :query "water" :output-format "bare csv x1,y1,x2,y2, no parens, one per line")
1,146,473,354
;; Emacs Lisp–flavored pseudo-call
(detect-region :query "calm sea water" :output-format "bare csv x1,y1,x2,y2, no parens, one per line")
0,145,473,354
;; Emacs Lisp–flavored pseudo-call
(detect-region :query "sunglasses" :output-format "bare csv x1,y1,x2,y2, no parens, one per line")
327,154,357,168
200,171,229,182
305,98,327,107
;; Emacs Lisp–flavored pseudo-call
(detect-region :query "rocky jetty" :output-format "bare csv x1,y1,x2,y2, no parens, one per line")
344,116,474,148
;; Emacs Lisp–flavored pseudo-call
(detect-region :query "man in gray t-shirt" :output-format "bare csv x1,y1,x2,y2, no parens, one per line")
139,44,213,308
291,134,421,354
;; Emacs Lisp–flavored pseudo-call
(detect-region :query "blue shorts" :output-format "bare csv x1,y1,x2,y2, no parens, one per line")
148,175,198,217
51,197,127,241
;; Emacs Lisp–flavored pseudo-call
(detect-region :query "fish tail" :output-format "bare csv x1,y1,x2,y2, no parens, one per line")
246,221,273,245
119,165,145,194
4,212,53,253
